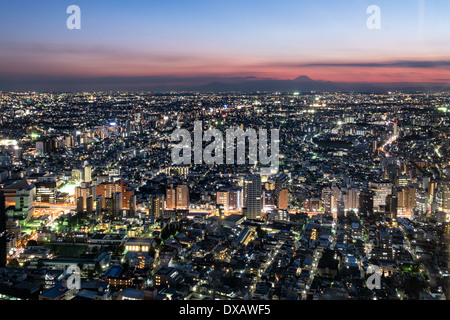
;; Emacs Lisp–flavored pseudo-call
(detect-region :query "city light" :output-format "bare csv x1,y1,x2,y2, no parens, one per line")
0,1,449,306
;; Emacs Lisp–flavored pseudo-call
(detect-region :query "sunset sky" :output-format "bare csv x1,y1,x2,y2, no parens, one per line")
1,0,450,90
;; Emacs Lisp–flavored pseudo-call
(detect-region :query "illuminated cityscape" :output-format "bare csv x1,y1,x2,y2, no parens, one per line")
0,0,450,306
0,91,449,301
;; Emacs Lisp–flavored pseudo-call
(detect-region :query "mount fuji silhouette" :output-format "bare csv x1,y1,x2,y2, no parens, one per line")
182,75,450,93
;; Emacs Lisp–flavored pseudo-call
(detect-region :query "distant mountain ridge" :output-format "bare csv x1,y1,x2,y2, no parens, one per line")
9,74,449,93
182,75,450,93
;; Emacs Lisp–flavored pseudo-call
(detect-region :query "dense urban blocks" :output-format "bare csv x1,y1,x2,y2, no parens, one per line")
0,91,448,301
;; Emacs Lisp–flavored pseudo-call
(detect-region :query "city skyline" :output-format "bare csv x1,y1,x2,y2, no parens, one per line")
0,0,450,305
1,1,450,91
0,90,449,302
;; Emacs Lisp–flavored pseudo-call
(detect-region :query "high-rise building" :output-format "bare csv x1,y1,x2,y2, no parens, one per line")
83,166,92,183
440,183,450,214
386,194,398,219
75,182,91,210
229,189,242,211
322,184,342,216
216,188,242,213
6,220,20,255
2,180,34,206
105,197,113,215
95,196,102,216
65,135,73,149
396,186,416,217
243,182,248,209
150,194,165,218
112,192,122,218
330,184,342,215
415,189,428,214
166,185,176,211
35,176,57,204
244,175,262,219
129,194,136,216
86,196,94,215
277,188,289,210
76,197,84,214
429,181,438,203
176,185,189,210
322,188,332,214
166,185,189,210
228,188,243,211
343,188,360,212
216,191,229,213
15,188,34,220
370,181,392,212
393,121,399,136
263,191,276,212
96,181,134,211
359,190,374,216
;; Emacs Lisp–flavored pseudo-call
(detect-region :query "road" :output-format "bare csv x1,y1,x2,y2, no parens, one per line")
6,207,63,264
378,135,398,157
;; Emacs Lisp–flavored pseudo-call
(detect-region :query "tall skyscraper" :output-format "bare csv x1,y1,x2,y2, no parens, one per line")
440,183,450,214
166,185,176,210
330,184,342,216
176,185,189,210
370,181,393,212
83,166,92,183
322,188,332,214
245,175,262,219
96,181,134,211
277,188,289,210
396,186,416,217
393,121,399,136
359,190,374,217
105,197,113,215
415,189,428,215
112,192,122,218
75,182,91,211
129,194,136,216
166,185,189,210
95,196,102,216
150,194,165,218
343,188,360,212
228,189,242,211
76,197,84,214
86,196,94,215
386,194,398,219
